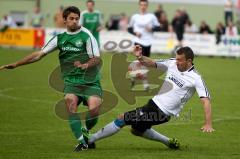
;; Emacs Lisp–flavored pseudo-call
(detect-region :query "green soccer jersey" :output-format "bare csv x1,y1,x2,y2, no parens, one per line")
80,10,103,46
42,27,101,85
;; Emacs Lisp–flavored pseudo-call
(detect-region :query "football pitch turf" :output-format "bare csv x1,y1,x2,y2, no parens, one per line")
0,48,240,159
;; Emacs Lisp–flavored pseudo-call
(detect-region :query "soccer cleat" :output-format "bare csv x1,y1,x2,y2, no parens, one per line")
88,142,96,149
74,143,88,152
168,138,180,150
81,127,96,149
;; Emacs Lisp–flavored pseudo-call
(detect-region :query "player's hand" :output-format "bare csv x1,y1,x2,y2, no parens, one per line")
74,61,88,70
0,63,17,71
201,124,215,133
133,45,143,58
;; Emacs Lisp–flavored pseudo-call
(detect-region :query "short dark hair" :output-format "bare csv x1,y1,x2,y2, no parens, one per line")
62,6,80,20
139,0,148,4
176,46,194,61
86,0,95,5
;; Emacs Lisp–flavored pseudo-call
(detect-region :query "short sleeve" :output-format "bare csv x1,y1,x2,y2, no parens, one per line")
98,11,103,25
41,36,58,54
155,58,175,72
152,14,160,26
195,76,211,99
86,35,100,58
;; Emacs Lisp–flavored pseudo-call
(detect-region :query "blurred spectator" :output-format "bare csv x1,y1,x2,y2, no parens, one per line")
118,13,129,31
128,0,160,57
199,21,213,34
54,6,65,28
224,0,234,25
225,21,238,36
185,20,198,33
171,10,185,47
105,15,120,30
0,14,16,29
159,12,169,32
154,4,164,22
80,0,103,47
30,6,44,28
215,22,225,44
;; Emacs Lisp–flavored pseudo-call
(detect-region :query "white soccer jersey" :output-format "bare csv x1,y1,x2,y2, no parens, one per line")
152,59,210,116
41,27,100,57
129,13,160,46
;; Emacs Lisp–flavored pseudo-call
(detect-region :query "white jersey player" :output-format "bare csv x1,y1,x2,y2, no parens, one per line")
128,0,160,90
83,46,214,150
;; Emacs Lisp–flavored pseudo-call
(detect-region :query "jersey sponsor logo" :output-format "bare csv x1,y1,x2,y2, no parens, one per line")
61,46,81,52
168,74,185,88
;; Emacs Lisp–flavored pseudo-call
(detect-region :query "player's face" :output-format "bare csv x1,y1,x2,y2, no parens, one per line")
64,13,80,32
139,2,148,12
87,2,94,11
176,54,192,72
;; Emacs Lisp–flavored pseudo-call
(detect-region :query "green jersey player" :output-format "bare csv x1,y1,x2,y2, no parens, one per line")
0,6,102,151
80,0,103,47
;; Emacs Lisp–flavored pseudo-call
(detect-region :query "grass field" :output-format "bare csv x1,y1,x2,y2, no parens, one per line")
0,48,240,159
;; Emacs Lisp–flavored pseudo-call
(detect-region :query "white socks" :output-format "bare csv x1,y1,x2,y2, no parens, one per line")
142,129,169,145
89,121,121,143
89,122,169,146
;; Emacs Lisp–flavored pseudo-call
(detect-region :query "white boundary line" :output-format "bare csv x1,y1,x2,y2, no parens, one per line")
0,86,56,104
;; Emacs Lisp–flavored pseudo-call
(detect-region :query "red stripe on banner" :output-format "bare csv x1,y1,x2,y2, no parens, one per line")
34,29,45,48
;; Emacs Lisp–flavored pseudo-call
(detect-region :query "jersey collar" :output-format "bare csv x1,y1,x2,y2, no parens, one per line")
66,27,82,35
187,65,195,72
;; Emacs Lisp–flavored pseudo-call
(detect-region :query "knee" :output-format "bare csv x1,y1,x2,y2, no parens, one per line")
131,128,143,136
117,114,124,120
88,96,102,116
64,96,78,113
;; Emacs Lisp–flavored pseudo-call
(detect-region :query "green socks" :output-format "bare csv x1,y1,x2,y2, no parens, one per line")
69,113,98,143
85,112,98,130
68,114,85,144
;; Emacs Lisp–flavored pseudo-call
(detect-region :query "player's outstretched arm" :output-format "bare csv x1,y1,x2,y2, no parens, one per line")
200,97,215,133
0,51,46,70
133,45,156,68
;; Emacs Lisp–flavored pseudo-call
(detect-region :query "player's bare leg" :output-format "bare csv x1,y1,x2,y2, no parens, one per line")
85,96,102,130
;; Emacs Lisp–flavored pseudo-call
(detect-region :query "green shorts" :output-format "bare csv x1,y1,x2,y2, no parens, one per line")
64,81,102,105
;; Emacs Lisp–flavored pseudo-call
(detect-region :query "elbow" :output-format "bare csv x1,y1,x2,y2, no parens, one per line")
96,57,102,65
32,52,44,62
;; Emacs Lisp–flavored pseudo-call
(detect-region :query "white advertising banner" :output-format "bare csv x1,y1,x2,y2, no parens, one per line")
44,28,240,57
217,35,240,57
